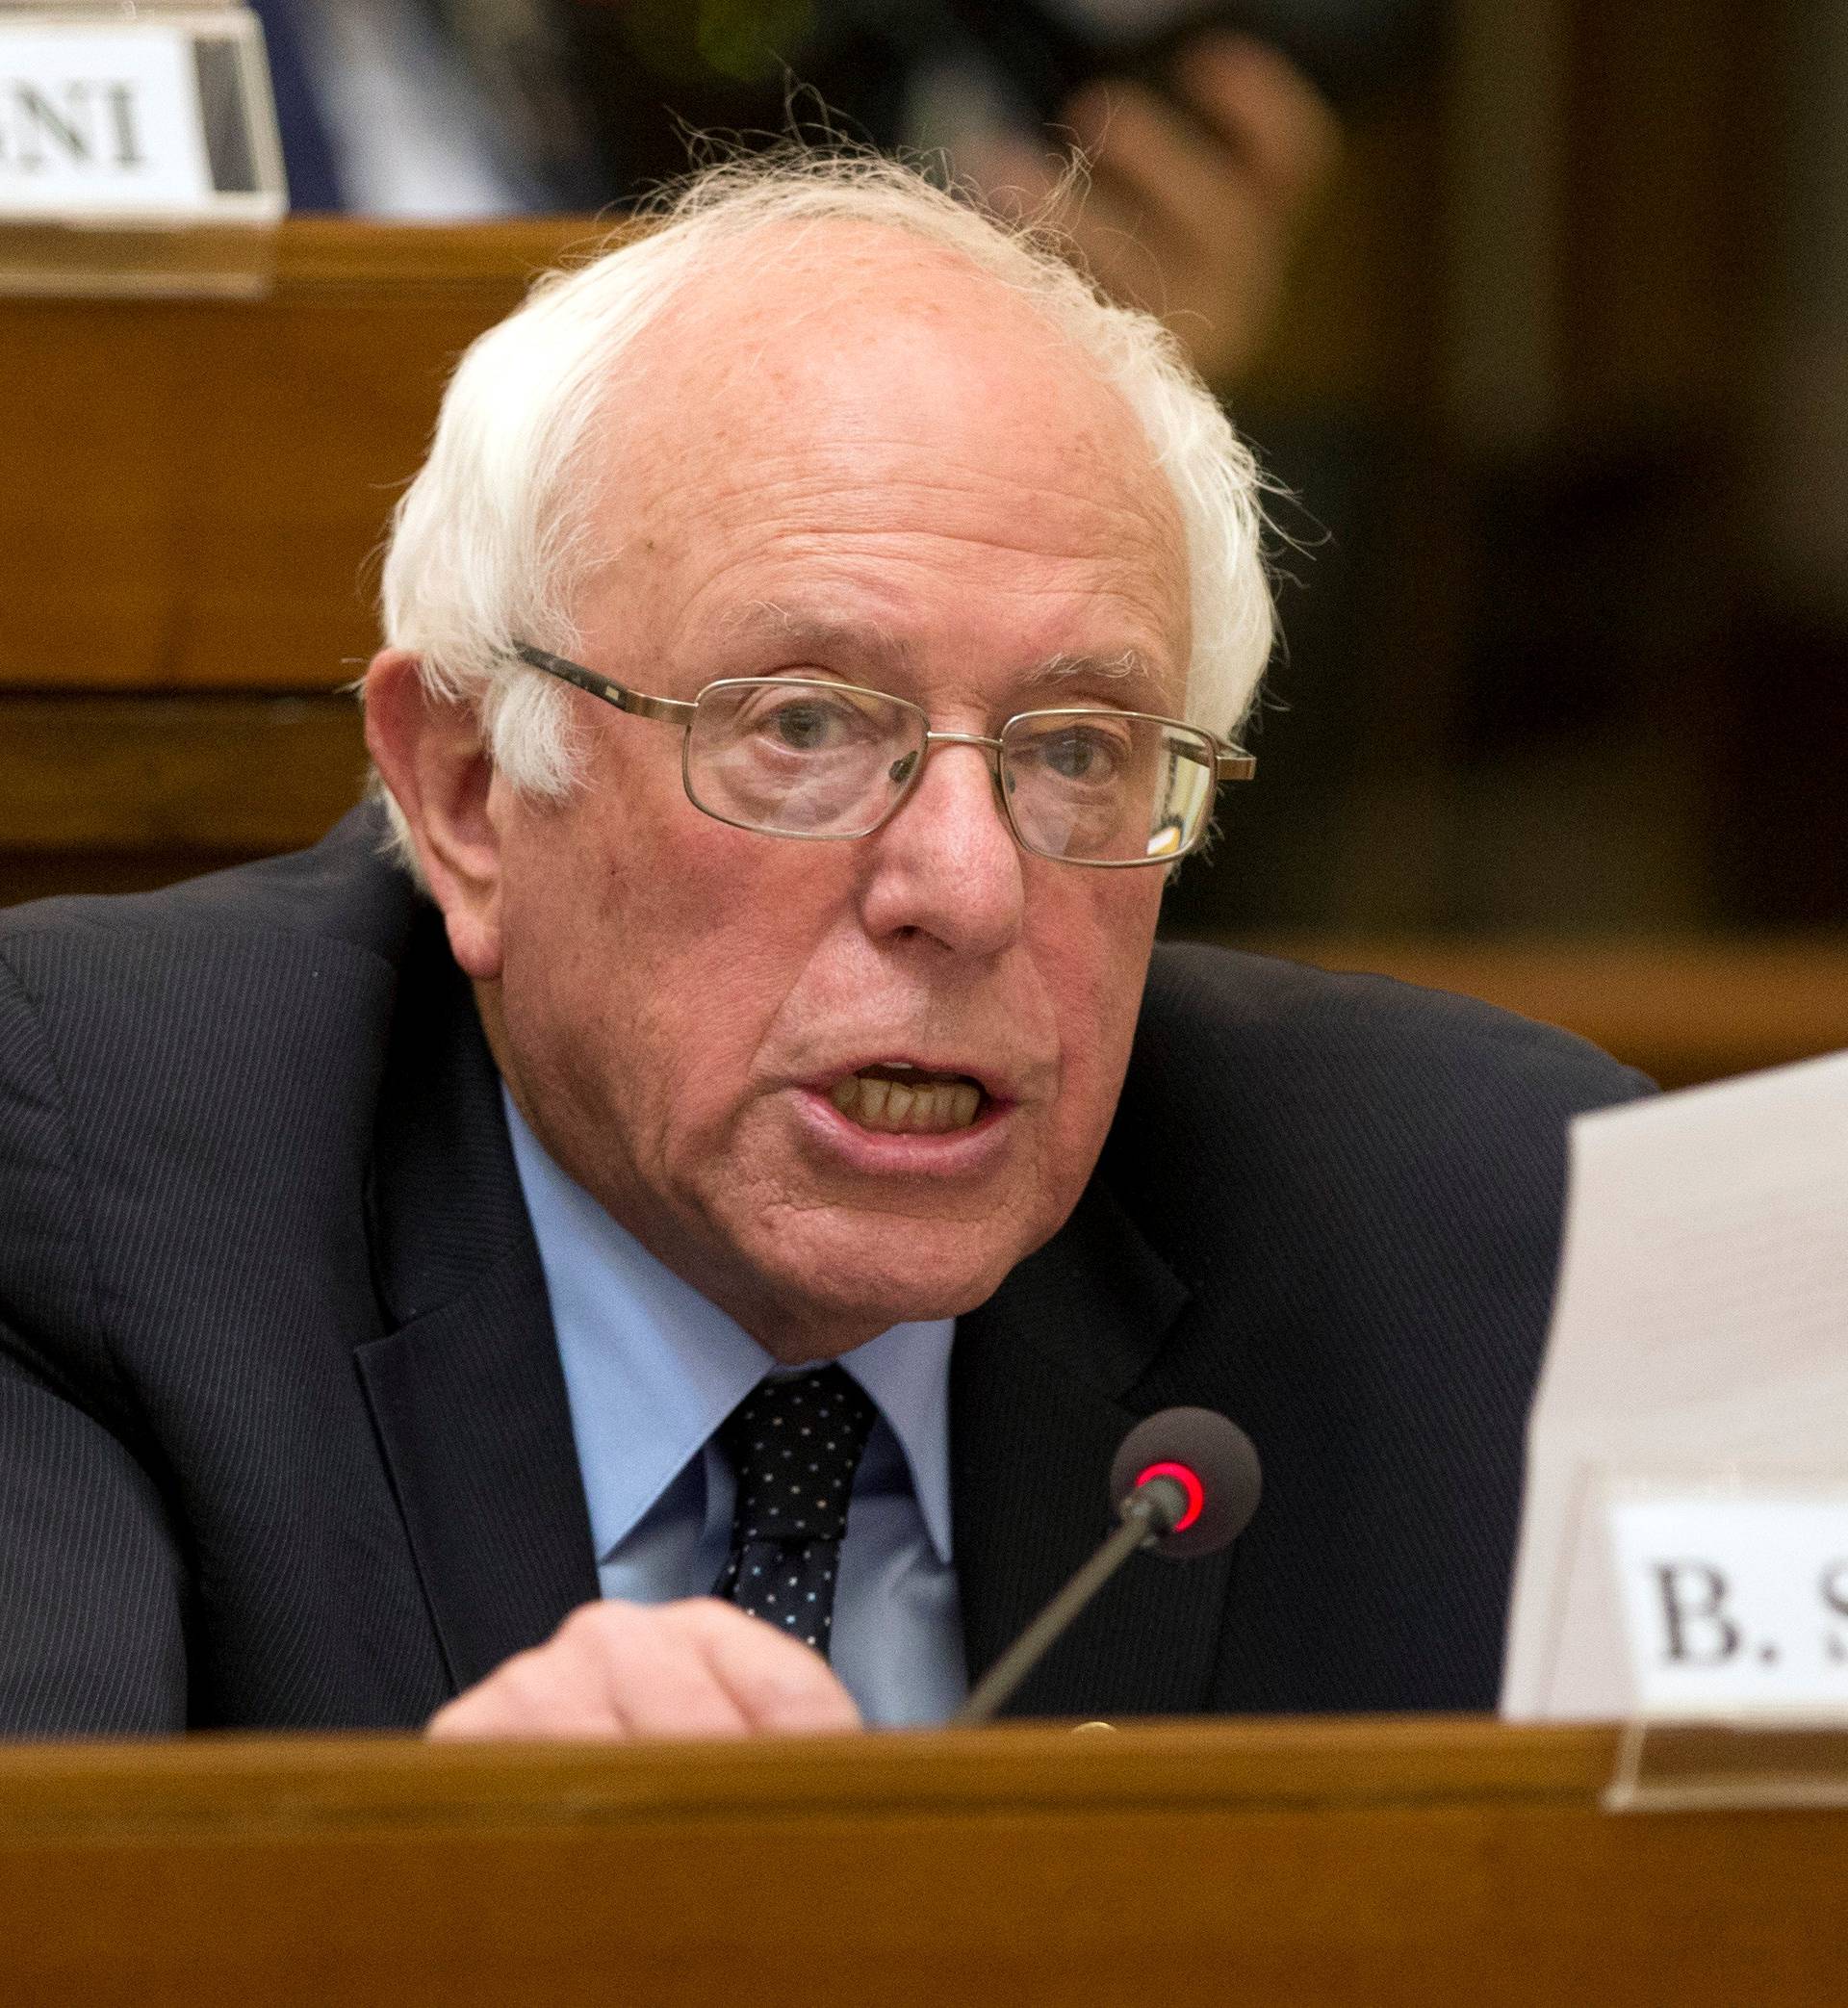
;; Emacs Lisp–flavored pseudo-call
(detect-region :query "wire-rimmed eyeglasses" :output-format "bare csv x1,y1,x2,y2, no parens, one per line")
514,642,1255,868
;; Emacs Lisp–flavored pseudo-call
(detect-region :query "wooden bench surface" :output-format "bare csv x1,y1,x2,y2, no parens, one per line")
2,1717,1843,2006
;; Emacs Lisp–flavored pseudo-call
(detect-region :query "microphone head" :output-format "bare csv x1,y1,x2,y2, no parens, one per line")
1110,1407,1262,1560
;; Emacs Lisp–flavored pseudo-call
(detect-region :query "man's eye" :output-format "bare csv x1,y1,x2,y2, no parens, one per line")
1038,726,1127,783
741,691,877,752
766,701,839,750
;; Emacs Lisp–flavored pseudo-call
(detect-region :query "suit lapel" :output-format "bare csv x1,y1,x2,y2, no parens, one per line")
356,914,598,1694
952,1180,1238,1718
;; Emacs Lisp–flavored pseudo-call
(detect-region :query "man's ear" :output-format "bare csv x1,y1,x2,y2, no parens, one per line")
363,649,504,980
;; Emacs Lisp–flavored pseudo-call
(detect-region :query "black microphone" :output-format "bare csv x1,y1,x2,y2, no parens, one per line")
953,1406,1262,1725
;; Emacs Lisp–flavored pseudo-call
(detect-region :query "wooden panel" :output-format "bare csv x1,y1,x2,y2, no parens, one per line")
1,1718,1843,2005
0,850,264,909
1559,0,1770,421
1240,105,1440,411
1243,932,1848,1088
0,694,365,854
0,219,616,696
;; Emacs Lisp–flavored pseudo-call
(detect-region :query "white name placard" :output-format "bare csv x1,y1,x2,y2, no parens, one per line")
1611,1495,1848,1718
0,15,281,220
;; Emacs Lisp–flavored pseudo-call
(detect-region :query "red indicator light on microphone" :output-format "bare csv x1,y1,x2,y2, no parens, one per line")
1134,1459,1205,1532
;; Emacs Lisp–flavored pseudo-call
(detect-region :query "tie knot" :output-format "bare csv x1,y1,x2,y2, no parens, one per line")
715,1364,879,1545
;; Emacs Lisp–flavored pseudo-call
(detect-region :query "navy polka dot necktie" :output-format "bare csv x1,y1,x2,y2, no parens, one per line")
712,1365,879,1659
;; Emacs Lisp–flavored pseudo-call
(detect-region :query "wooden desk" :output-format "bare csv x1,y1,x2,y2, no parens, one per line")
2,1717,1841,2005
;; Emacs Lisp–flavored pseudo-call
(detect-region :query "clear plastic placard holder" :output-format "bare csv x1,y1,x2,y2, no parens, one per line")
1607,1717,1848,1815
0,2,285,296
1538,1465,1848,1813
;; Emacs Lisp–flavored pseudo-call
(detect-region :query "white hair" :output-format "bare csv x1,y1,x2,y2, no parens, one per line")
376,150,1274,853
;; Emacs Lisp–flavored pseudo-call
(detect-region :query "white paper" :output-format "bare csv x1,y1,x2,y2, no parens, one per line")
1502,1047,1848,1719
0,23,213,216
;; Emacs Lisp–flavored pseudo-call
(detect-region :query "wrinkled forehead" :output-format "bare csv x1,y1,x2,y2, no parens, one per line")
585,220,1191,653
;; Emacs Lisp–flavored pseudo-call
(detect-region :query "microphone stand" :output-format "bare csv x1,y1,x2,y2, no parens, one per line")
952,1480,1183,1726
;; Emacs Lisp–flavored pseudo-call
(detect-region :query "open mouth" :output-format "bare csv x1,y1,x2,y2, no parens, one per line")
826,1062,988,1134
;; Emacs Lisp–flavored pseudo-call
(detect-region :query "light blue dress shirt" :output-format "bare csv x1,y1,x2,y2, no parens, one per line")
501,1090,967,1726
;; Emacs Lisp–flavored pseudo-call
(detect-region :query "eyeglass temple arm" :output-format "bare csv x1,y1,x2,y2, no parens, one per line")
514,643,698,726
1174,724,1254,784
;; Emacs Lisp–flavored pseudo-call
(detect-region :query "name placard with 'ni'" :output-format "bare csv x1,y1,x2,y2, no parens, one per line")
0,13,282,221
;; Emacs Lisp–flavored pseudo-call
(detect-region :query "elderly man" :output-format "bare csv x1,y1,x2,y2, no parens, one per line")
0,156,1644,1740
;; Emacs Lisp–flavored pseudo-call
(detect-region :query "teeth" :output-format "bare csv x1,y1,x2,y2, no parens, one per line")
827,1071,985,1134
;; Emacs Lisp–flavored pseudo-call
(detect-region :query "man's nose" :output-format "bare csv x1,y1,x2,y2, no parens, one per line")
857,738,1025,957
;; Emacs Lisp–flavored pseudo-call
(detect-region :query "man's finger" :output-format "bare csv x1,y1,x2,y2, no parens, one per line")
1052,51,1340,380
424,1598,861,1742
578,1599,859,1739
680,1598,863,1735
1065,79,1262,259
569,1601,763,1739
1172,35,1342,202
426,1633,630,1740
959,133,1149,288
958,134,1065,224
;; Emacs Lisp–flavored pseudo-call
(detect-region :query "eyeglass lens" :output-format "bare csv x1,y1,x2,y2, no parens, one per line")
685,681,1216,863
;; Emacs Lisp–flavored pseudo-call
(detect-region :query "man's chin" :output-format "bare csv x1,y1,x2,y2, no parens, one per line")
741,1211,1040,1355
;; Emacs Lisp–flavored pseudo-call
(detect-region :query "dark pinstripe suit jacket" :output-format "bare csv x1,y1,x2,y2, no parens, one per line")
0,808,1648,1736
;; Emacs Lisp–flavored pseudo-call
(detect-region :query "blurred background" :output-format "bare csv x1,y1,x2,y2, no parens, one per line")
4,0,1844,1086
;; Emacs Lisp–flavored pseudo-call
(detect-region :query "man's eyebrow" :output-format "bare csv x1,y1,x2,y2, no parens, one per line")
721,605,917,677
1028,650,1173,709
719,613,1175,708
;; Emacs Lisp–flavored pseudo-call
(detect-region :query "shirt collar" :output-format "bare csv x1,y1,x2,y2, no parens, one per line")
501,1089,956,1569
836,1317,956,1566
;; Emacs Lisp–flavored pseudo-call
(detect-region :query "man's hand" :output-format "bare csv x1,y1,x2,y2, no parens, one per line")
425,1598,863,1741
968,35,1341,386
